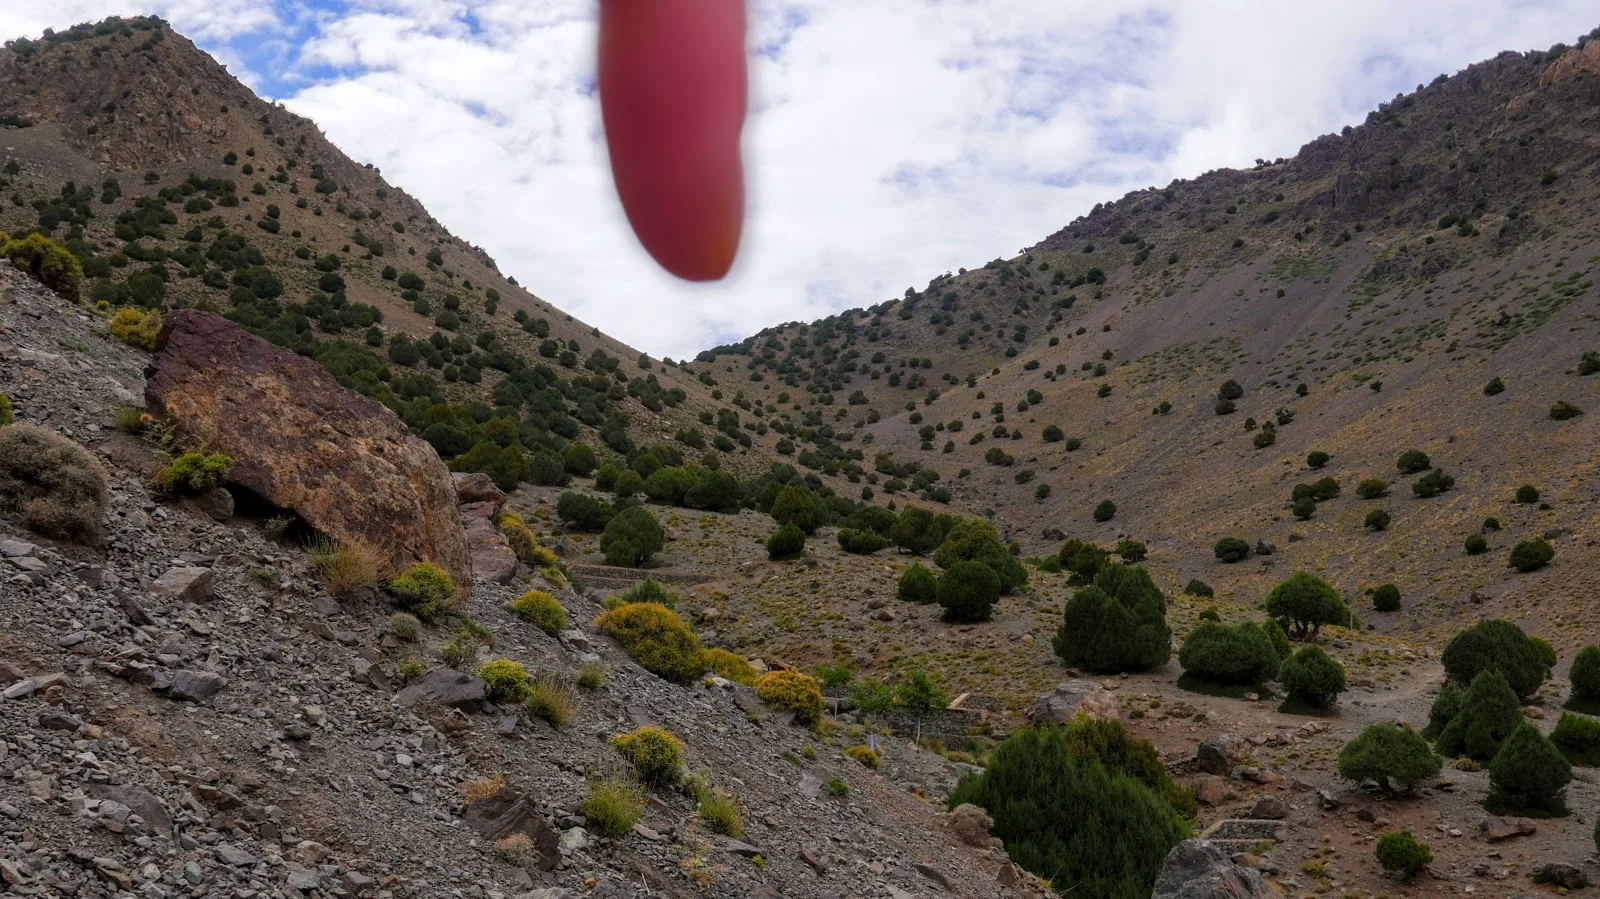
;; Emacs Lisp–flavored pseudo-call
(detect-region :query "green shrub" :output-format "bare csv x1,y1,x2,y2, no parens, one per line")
697,789,743,837
1306,451,1329,469
1184,579,1213,597
1436,669,1523,761
1279,645,1347,707
616,578,678,609
1411,468,1455,498
643,466,696,505
1488,723,1571,812
1375,831,1432,879
1337,724,1441,794
1550,713,1600,766
158,451,233,494
556,491,614,531
933,519,1027,592
845,745,881,769
1514,485,1540,504
1371,584,1401,612
389,613,422,642
612,469,643,497
937,560,1001,623
1055,564,1171,674
1291,497,1316,520
767,523,806,560
584,773,643,836
109,307,162,349
844,504,897,536
1396,449,1431,474
600,505,665,567
388,562,458,622
1550,401,1583,420
1571,646,1600,702
1484,376,1505,395
897,563,938,603
1262,618,1293,660
610,725,685,786
1424,681,1465,738
890,506,942,554
0,392,11,427
506,590,567,635
1213,537,1250,563
1465,533,1488,555
1093,499,1117,522
1042,425,1065,442
1198,607,1220,622
698,648,757,685
0,422,109,545
755,670,824,724
826,776,850,797
770,484,822,533
1441,619,1551,699
1178,621,1279,685
478,658,530,703
1058,539,1110,583
1113,538,1147,563
1356,478,1388,499
837,527,888,554
1508,538,1554,572
1364,509,1391,530
595,602,705,682
1,232,84,299
1264,571,1349,640
947,722,1188,899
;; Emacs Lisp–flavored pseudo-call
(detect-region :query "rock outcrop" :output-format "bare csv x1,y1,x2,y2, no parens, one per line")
454,473,518,584
1541,40,1600,87
144,311,470,590
1151,840,1272,899
1029,679,1120,724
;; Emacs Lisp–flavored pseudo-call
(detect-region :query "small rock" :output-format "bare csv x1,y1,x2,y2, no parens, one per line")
148,567,215,603
1533,862,1587,889
1249,795,1288,820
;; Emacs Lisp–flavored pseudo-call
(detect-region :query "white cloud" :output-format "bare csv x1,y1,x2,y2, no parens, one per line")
4,0,1597,358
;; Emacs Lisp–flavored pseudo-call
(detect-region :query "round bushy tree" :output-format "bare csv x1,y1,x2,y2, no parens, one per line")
933,519,1027,593
1464,533,1488,555
845,504,897,537
1508,538,1554,572
1364,509,1391,531
1306,451,1330,469
1550,712,1600,767
1571,646,1600,702
1213,537,1250,563
1338,724,1441,795
1515,485,1540,504
766,523,806,560
1441,619,1551,699
936,560,1001,623
600,505,666,567
1262,618,1293,661
897,563,937,604
1375,832,1432,880
1489,723,1572,812
770,484,821,534
1280,645,1347,708
1291,497,1316,520
1184,579,1214,598
1424,681,1465,738
836,527,888,554
1058,539,1110,583
1264,572,1350,640
1093,499,1117,522
1371,584,1402,612
946,724,1187,899
1396,449,1431,474
1055,564,1171,674
1436,669,1523,761
1356,478,1389,499
889,506,942,554
1178,621,1279,685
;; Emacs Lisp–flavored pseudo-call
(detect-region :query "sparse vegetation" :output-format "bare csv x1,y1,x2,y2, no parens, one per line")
755,670,824,724
596,602,705,683
309,536,384,596
506,590,567,635
388,562,458,622
1508,538,1554,572
610,726,686,786
0,423,109,545
1375,831,1432,879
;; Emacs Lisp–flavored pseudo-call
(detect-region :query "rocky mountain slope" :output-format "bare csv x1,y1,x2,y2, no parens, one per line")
693,28,1600,658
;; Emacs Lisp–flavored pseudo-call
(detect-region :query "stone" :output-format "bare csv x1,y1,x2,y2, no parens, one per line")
1533,862,1588,889
914,862,952,889
1030,679,1120,725
949,804,994,846
155,669,228,703
148,566,214,603
1522,705,1545,720
1197,734,1250,776
145,310,471,589
1253,540,1276,556
286,870,322,891
1480,816,1537,842
0,660,24,684
996,862,1023,887
459,786,560,871
800,846,828,874
1192,775,1230,807
396,668,487,712
721,839,762,858
85,785,172,836
464,517,519,584
212,844,258,867
1151,840,1272,899
341,871,376,895
0,539,36,557
559,827,590,851
186,486,234,522
452,472,506,507
38,711,81,731
560,630,594,653
1248,795,1288,820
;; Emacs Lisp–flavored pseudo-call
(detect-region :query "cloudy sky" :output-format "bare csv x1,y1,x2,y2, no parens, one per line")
5,2,1597,358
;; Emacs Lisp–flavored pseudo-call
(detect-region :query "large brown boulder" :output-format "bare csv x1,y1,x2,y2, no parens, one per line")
144,311,470,589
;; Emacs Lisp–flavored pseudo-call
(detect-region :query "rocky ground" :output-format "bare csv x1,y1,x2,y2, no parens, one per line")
0,261,1046,899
